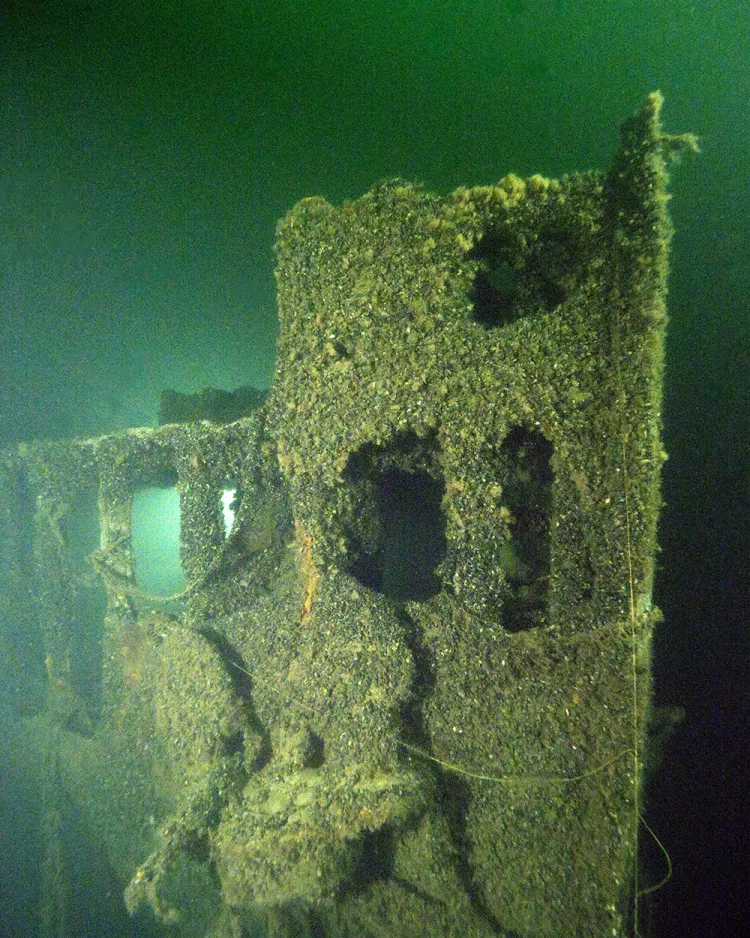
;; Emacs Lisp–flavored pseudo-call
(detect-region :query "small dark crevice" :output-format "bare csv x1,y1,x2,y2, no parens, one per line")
346,827,396,894
436,769,506,933
396,607,435,746
306,732,326,769
222,729,246,759
201,628,254,700
198,627,271,769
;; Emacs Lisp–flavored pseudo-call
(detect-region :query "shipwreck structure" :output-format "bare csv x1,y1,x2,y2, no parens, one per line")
0,94,696,937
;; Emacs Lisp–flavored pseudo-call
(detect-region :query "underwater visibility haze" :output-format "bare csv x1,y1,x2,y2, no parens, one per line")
1,2,748,937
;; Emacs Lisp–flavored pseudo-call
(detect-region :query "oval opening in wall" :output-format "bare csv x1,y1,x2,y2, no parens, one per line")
131,485,185,596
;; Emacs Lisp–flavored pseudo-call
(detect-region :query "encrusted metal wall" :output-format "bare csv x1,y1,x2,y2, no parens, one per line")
0,94,696,938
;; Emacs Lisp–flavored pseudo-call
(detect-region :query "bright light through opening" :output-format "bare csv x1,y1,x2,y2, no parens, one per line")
131,487,185,596
222,489,237,536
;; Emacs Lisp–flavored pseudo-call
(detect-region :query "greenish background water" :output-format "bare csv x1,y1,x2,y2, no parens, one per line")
1,2,747,936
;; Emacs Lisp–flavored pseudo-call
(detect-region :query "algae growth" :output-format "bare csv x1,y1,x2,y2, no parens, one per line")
0,94,697,937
